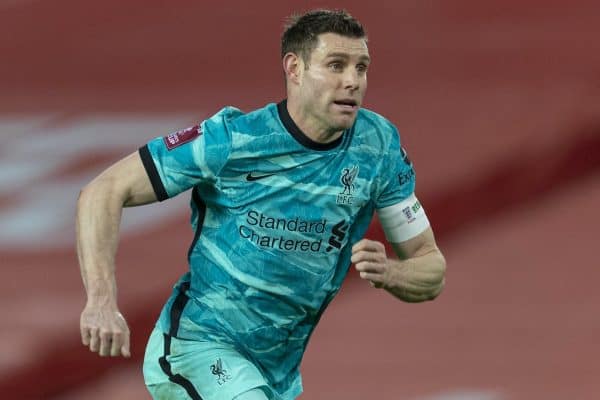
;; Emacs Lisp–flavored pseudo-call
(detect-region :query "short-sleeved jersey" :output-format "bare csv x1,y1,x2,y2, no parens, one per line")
139,100,423,399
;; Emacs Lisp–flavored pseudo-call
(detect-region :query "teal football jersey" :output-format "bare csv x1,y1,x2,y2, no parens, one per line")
139,100,416,399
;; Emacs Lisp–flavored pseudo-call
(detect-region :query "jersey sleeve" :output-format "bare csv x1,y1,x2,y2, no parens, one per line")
138,109,235,201
374,126,416,208
374,125,430,242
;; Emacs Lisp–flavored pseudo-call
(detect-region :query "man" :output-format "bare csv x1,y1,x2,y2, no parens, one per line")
77,9,446,400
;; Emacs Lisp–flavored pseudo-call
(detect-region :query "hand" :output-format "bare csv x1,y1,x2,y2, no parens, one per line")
351,239,391,289
80,303,131,357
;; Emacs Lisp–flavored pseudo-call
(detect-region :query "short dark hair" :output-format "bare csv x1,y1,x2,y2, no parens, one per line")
281,9,366,66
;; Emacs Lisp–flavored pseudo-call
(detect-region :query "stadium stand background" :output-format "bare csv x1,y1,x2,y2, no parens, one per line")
1,1,599,399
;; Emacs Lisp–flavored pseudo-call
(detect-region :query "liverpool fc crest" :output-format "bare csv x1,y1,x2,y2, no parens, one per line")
337,165,359,205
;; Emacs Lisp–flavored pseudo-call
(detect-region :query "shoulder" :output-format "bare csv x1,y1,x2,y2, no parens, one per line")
203,105,244,132
204,103,278,133
352,107,402,151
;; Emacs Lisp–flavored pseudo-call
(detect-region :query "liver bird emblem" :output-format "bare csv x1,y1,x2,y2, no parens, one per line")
340,166,359,195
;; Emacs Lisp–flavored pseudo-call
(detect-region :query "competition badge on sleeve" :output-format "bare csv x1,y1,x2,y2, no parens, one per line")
163,125,202,150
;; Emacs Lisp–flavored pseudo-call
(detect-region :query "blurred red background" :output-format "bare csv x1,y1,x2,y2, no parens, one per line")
1,1,599,399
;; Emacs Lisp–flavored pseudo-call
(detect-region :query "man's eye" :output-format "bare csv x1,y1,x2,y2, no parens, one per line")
357,64,368,73
329,63,343,72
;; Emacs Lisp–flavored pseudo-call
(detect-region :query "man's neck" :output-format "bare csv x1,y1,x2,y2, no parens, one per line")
286,98,343,144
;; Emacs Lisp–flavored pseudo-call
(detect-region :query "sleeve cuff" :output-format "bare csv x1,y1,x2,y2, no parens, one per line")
139,145,169,202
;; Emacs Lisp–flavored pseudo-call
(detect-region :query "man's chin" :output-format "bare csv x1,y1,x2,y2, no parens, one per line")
334,114,358,130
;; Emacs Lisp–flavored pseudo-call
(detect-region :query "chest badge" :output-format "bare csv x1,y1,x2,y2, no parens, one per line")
336,165,359,205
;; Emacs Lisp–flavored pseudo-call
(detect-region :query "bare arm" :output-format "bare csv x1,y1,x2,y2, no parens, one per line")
351,227,446,302
77,150,157,357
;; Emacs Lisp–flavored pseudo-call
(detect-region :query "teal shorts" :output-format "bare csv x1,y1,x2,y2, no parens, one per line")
143,326,274,400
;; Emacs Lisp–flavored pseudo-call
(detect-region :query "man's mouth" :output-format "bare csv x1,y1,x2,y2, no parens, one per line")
333,99,359,110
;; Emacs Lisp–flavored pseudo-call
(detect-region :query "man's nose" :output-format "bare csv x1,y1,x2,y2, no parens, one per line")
343,69,360,90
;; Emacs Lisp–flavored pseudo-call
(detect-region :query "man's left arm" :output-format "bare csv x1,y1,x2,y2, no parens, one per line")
351,227,446,302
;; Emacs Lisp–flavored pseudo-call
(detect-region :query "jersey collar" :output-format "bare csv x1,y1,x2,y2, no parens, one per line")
277,99,345,151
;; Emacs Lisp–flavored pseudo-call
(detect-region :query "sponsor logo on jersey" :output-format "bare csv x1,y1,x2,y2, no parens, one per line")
398,168,415,185
239,210,327,252
238,210,352,254
163,125,202,150
337,165,359,205
325,219,349,252
398,146,415,185
401,146,412,166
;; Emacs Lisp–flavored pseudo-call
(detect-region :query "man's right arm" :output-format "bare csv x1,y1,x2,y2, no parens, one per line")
77,150,157,357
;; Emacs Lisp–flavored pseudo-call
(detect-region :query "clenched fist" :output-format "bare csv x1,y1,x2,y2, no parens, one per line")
351,239,391,288
80,304,131,357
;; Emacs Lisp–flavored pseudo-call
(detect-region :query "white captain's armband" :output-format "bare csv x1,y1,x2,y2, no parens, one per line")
377,193,430,242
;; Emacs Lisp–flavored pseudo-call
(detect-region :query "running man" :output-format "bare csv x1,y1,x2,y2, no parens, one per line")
77,9,446,400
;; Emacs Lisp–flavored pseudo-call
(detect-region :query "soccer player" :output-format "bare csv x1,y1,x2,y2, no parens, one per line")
77,9,446,400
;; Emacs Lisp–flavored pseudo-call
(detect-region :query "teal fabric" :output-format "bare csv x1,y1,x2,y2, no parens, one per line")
143,101,416,398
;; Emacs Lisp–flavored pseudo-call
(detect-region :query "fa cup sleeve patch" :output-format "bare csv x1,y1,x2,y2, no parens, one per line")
163,125,202,150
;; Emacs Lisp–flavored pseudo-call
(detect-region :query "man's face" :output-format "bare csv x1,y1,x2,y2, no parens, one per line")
297,33,370,134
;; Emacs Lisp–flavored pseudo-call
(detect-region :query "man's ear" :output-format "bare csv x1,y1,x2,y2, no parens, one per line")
282,52,303,85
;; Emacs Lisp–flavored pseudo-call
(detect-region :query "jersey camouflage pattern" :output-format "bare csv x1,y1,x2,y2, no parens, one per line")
139,100,417,398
